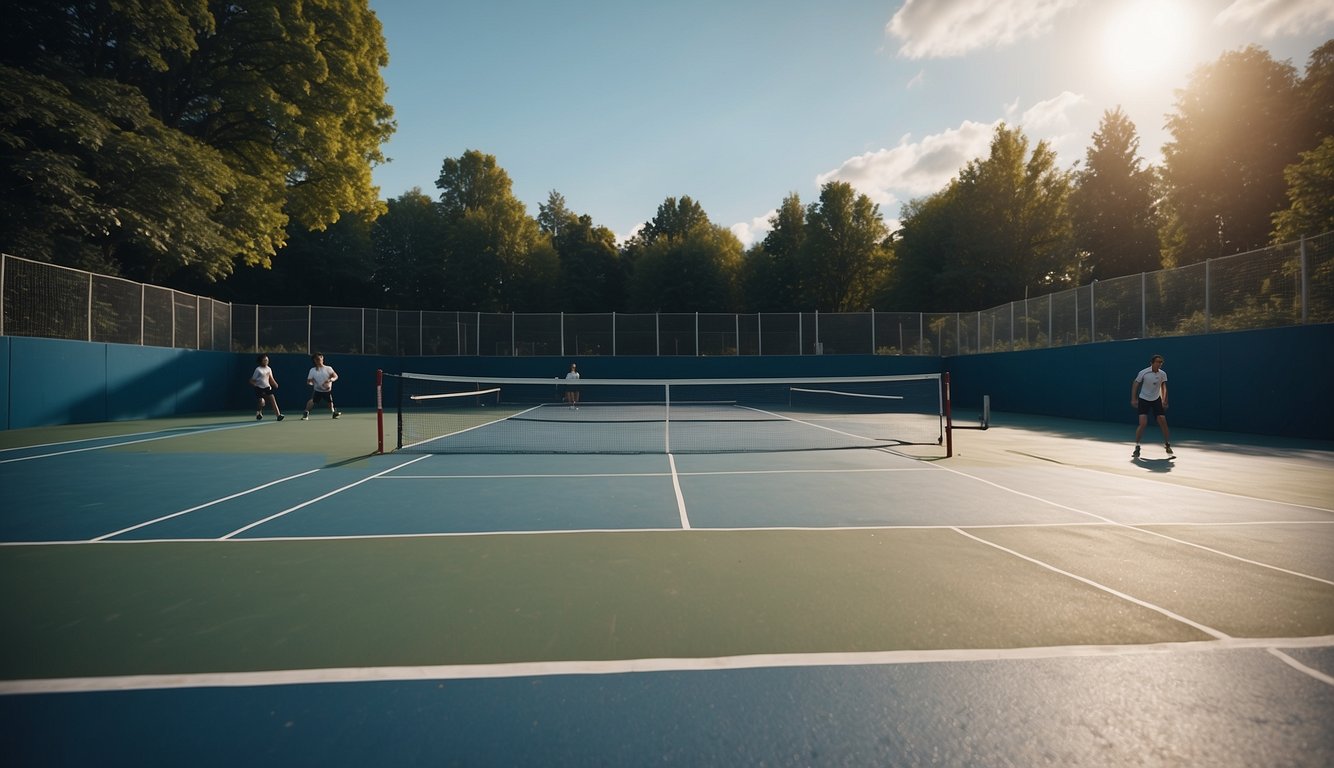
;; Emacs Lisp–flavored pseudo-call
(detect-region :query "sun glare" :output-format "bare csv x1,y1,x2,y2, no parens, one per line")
1101,0,1194,85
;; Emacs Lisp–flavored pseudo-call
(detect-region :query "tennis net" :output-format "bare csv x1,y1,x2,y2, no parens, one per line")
379,372,947,454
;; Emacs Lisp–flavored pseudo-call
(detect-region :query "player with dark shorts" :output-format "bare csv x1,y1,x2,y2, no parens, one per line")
1131,354,1170,457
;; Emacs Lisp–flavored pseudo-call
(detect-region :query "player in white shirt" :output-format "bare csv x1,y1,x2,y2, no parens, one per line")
564,363,581,408
248,354,284,421
1131,354,1170,457
302,353,341,420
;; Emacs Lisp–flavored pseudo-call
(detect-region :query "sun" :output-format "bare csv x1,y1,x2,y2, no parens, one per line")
1101,0,1195,86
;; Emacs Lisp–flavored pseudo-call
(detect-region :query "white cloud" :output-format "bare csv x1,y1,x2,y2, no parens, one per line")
887,0,1081,59
906,70,926,89
1215,0,1334,37
1019,91,1087,131
730,211,776,248
812,93,1091,221
815,120,997,211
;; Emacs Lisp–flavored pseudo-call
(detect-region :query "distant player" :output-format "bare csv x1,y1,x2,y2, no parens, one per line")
1131,354,1170,457
249,354,284,421
303,352,341,420
564,363,581,408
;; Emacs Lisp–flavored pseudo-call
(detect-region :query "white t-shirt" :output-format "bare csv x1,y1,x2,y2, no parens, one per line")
1135,366,1167,401
565,370,580,381
250,365,274,389
308,365,337,393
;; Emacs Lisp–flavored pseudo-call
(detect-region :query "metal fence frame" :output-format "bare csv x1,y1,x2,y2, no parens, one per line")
2,232,1329,356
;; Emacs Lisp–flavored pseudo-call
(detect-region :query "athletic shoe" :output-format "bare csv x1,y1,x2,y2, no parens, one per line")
256,413,263,420
332,411,342,419
1165,443,1173,455
301,414,309,421
1132,444,1140,457
277,414,285,421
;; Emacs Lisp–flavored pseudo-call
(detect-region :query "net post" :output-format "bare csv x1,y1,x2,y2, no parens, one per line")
943,371,953,458
376,369,384,454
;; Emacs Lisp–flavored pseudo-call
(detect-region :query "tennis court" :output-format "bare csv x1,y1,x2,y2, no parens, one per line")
1,384,1332,766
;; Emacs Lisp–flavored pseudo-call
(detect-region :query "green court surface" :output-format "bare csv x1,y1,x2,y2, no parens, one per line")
1,410,1331,766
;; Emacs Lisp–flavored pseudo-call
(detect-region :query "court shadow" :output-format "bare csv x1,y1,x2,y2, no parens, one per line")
1131,456,1176,473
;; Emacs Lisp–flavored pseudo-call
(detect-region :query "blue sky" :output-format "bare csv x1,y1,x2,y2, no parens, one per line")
368,0,1332,245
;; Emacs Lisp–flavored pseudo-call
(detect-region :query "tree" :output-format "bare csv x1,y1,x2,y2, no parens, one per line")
436,150,547,311
1071,108,1162,278
1298,40,1334,146
799,182,889,311
370,189,447,310
626,198,740,311
1160,46,1304,266
556,215,623,312
739,193,804,311
890,125,1074,311
0,0,394,282
537,190,577,238
636,196,711,245
1272,136,1334,242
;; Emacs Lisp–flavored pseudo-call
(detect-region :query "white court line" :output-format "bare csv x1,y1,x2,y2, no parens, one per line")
669,454,690,530
1268,648,1334,686
1063,461,1334,514
937,464,1334,587
951,527,1230,640
220,455,433,539
0,422,262,464
91,469,323,541
383,472,673,479
2,635,1330,695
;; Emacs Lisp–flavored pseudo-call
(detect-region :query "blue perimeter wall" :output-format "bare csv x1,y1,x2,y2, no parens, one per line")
1,323,1331,439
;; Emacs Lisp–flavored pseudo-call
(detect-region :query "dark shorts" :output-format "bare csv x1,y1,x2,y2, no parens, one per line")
1137,398,1165,418
253,386,274,399
311,390,333,406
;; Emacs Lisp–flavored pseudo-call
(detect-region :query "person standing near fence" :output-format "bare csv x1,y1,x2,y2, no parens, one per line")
1131,354,1171,457
249,354,284,421
303,353,341,420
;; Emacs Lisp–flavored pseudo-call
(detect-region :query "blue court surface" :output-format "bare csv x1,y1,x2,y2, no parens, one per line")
1,411,1331,766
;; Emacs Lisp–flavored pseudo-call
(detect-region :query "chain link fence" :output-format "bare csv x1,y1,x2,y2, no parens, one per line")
3,231,1330,356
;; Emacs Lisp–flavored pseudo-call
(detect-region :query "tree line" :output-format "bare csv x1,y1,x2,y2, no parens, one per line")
1,5,1331,315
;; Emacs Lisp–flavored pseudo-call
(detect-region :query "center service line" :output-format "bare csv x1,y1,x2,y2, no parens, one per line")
669,453,690,529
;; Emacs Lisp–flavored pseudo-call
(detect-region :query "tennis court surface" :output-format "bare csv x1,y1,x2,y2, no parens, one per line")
1,400,1331,766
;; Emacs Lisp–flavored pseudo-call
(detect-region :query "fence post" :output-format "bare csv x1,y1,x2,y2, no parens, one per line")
1090,281,1095,342
1140,272,1147,338
612,312,617,356
871,309,876,354
86,273,93,342
1205,259,1212,334
1300,236,1309,324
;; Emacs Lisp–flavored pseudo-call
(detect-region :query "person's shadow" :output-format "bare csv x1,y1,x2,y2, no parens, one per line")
1131,456,1175,473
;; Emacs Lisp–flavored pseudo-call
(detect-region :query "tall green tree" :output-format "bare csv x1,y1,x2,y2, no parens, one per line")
1272,136,1334,242
556,215,623,312
799,182,889,311
1297,40,1334,147
436,150,548,311
537,190,577,239
0,0,394,282
1160,46,1304,265
1071,107,1162,278
891,125,1074,310
739,193,804,311
371,189,447,310
626,198,740,311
